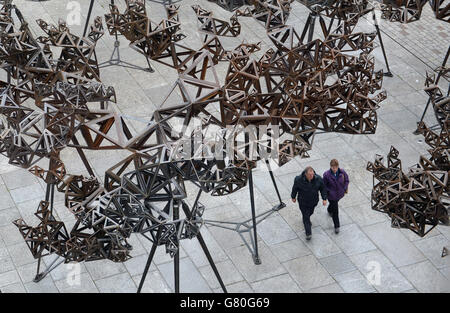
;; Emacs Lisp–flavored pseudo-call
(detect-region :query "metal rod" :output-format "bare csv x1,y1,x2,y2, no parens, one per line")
34,255,64,282
50,183,55,214
415,45,450,132
248,169,261,265
308,13,316,43
173,200,180,293
137,227,162,293
82,0,95,38
372,9,393,77
265,160,283,205
300,13,312,43
71,136,95,177
191,188,203,217
180,201,227,293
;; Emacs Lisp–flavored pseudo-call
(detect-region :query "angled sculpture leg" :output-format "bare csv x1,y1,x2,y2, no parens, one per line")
180,199,228,293
265,160,286,211
98,0,154,72
82,0,95,38
300,13,313,43
71,136,96,177
137,227,162,293
372,9,393,77
174,247,180,293
173,200,180,293
248,169,261,265
414,45,450,133
50,183,55,214
34,255,64,282
44,181,56,214
196,232,227,292
300,12,318,43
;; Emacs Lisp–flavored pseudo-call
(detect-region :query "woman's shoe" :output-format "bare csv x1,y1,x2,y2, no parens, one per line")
334,227,340,234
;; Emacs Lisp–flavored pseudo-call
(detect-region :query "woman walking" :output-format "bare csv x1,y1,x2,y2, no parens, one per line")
323,159,349,234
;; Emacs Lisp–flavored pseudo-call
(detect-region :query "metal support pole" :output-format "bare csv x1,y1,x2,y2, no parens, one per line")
326,16,335,38
98,0,154,72
180,201,227,293
307,13,316,43
300,13,313,43
45,182,51,202
173,200,180,293
34,255,42,281
414,45,450,134
82,0,95,38
248,169,261,265
137,227,162,293
71,136,95,177
196,232,227,292
50,183,55,214
265,160,283,205
372,9,393,77
34,255,64,282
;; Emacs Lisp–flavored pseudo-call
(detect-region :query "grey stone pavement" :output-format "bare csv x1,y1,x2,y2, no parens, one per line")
0,0,449,293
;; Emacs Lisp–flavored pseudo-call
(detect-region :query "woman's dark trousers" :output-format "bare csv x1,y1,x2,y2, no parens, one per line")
327,200,340,228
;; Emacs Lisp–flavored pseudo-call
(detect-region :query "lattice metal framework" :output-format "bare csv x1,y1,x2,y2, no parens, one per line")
0,0,391,291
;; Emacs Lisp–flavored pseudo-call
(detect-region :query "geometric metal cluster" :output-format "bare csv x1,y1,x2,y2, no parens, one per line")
367,119,449,237
104,0,386,169
376,0,450,23
1,0,389,292
0,5,112,169
424,65,449,128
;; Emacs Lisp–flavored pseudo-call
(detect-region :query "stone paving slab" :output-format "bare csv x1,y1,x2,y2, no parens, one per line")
0,0,448,293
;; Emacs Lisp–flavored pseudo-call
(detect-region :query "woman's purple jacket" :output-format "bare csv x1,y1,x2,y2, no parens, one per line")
323,168,349,201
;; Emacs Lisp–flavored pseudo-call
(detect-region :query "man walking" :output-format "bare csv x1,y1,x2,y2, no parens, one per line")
291,166,328,240
323,159,349,234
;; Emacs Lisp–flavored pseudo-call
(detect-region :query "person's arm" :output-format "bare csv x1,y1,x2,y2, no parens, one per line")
319,177,328,202
291,177,299,202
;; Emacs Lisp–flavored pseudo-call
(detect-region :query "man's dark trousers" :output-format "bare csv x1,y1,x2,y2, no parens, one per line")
327,200,340,228
299,204,316,236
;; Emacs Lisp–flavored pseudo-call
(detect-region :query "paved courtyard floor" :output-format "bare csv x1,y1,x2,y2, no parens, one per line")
0,0,449,293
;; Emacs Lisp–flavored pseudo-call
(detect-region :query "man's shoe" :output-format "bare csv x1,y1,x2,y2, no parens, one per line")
335,227,340,234
306,234,312,241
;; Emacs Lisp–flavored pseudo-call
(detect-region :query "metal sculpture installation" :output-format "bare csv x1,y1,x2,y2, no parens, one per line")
424,64,449,129
0,0,388,292
363,0,450,239
375,0,450,23
367,120,449,237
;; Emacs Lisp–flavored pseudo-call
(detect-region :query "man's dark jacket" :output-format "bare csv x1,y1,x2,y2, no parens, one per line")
291,169,328,208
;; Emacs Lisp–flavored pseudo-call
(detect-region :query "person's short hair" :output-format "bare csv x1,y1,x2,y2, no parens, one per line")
330,159,339,167
304,166,314,174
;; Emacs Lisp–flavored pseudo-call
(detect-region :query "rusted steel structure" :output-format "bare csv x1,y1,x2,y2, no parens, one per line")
424,64,449,129
360,0,450,238
367,120,449,237
375,0,449,23
0,0,388,292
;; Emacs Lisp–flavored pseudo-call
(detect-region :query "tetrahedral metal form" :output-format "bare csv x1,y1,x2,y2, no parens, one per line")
0,0,390,292
367,121,449,237
374,0,449,23
365,0,449,238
